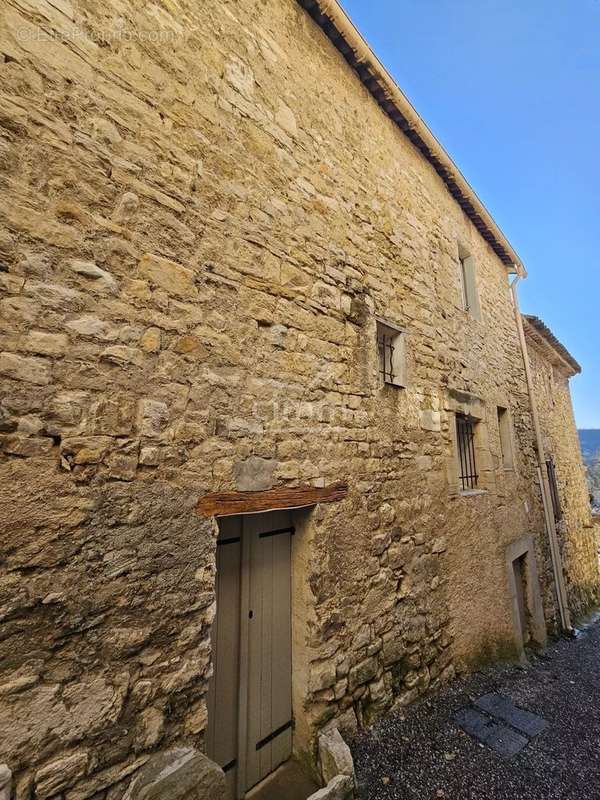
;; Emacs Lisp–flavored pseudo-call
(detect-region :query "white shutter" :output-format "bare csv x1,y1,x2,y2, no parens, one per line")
463,255,481,321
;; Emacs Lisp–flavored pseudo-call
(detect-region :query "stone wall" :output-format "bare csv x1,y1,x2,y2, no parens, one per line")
0,0,586,795
526,341,600,618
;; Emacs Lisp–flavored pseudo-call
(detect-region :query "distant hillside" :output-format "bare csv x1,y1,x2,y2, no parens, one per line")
579,429,600,467
579,430,600,508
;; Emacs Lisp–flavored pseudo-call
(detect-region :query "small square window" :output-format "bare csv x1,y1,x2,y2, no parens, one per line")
497,406,515,470
456,413,479,490
376,320,405,388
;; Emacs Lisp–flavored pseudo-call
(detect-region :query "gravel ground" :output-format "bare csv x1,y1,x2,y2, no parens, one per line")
352,614,600,800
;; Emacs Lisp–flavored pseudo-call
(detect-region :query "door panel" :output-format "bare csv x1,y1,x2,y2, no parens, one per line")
208,512,293,798
207,517,242,799
245,511,293,791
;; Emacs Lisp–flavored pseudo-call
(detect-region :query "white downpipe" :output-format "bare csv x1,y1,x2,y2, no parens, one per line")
510,274,572,632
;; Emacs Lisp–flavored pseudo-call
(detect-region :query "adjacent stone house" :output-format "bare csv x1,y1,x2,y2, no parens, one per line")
523,315,600,615
0,0,597,798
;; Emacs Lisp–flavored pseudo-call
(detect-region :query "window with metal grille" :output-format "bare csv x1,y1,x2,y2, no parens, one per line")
546,458,562,522
376,320,405,387
456,414,479,490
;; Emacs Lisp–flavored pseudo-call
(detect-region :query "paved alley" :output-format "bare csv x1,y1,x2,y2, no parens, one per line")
353,616,600,800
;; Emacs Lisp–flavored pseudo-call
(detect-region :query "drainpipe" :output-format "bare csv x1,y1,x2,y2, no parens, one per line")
510,274,572,633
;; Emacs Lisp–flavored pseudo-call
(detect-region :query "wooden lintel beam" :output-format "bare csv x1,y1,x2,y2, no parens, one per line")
196,482,348,518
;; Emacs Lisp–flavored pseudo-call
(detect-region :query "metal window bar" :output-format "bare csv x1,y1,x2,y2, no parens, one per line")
456,414,478,490
546,459,562,522
378,330,395,383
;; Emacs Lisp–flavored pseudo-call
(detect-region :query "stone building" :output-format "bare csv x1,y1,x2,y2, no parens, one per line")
0,0,597,798
523,315,600,616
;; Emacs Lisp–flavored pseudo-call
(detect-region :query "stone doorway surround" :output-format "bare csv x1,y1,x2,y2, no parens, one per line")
198,480,349,796
505,535,547,658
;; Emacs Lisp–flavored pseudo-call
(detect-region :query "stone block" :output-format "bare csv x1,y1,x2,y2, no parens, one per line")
91,397,136,436
368,676,388,704
138,254,195,298
233,455,277,491
378,502,395,525
224,57,254,99
3,436,54,458
122,748,225,800
184,700,208,736
275,103,298,137
415,455,433,471
17,414,43,435
335,708,359,742
100,346,144,368
22,331,68,357
348,657,378,691
68,259,117,292
140,327,162,353
382,635,404,667
332,680,346,702
353,625,370,650
139,446,161,466
46,391,87,433
61,436,112,465
66,316,119,341
137,400,169,438
319,728,354,785
431,536,447,554
307,774,354,800
134,707,165,750
0,764,12,800
0,674,39,696
0,352,51,385
35,750,88,798
0,405,16,433
309,661,337,693
113,192,139,222
420,410,441,432
106,447,139,481
65,757,149,800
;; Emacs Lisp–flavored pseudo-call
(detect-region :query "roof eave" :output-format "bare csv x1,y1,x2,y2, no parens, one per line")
296,0,526,277
523,315,582,377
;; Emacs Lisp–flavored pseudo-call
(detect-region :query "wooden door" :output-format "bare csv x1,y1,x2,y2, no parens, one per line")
207,512,293,799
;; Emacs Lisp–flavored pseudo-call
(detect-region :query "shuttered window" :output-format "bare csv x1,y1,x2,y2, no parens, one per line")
497,406,515,470
459,251,481,321
546,458,562,522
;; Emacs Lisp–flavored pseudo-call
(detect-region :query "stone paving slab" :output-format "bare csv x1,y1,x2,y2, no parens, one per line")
474,692,549,738
483,724,530,759
452,708,529,758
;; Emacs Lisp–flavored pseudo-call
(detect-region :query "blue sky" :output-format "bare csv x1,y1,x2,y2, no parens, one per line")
340,0,600,428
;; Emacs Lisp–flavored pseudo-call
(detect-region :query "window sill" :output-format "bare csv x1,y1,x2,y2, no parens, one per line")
382,381,406,390
459,489,488,497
